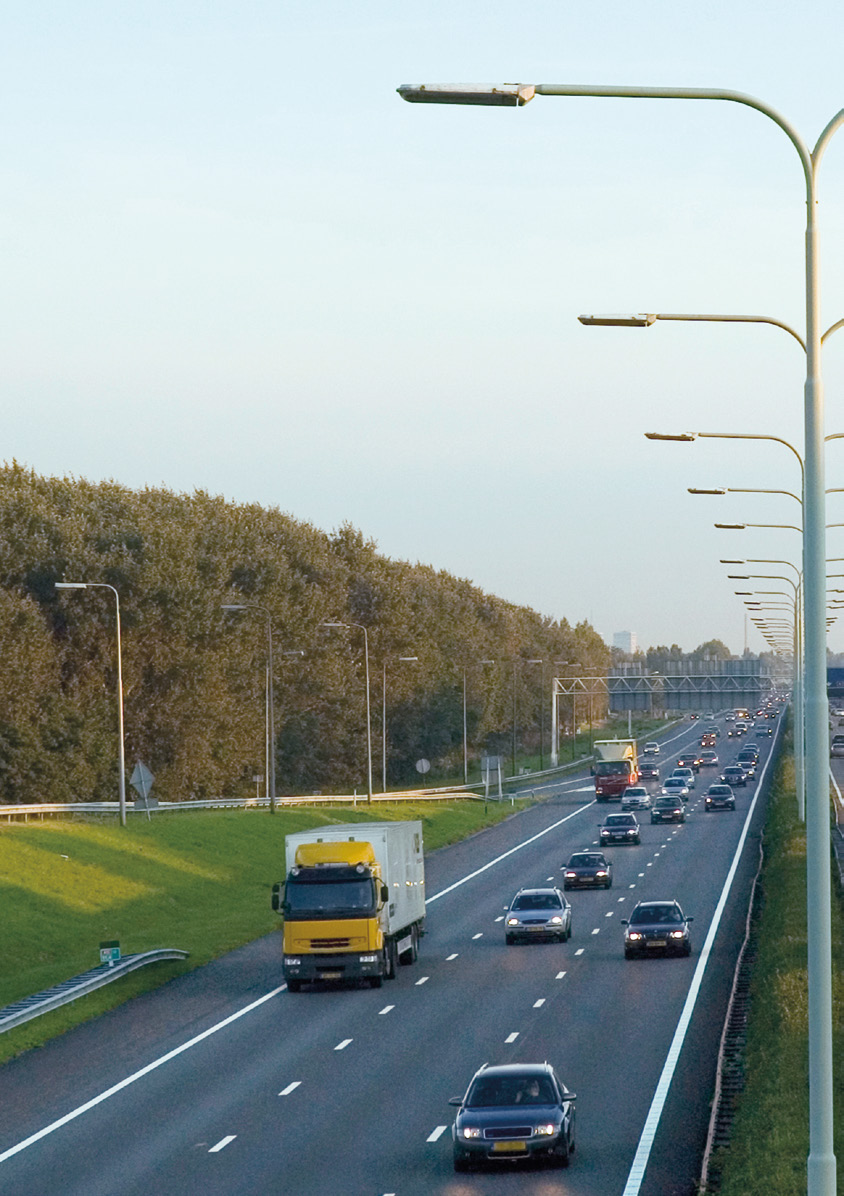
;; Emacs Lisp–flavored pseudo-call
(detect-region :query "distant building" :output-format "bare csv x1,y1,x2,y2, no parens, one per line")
613,631,637,655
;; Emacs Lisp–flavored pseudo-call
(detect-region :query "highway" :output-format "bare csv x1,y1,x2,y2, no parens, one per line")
0,715,780,1196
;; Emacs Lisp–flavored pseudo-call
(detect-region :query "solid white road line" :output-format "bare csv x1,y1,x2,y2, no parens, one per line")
209,1136,236,1153
334,1039,353,1051
621,735,774,1196
0,983,287,1166
279,1082,301,1096
427,1126,447,1142
425,799,597,905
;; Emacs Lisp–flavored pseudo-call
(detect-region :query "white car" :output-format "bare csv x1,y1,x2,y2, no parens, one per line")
671,767,696,790
643,741,660,755
661,777,690,801
621,786,652,811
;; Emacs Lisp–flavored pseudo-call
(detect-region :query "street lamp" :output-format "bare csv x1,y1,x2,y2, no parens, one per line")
382,656,417,792
322,621,373,803
221,604,281,814
398,78,843,1188
526,659,545,770
56,582,126,827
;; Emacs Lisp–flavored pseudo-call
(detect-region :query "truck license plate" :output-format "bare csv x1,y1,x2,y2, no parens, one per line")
319,970,342,979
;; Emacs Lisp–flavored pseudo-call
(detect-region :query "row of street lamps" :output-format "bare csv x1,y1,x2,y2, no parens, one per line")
397,74,839,1193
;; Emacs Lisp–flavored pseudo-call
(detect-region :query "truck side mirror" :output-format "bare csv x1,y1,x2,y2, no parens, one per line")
271,882,284,912
380,882,389,904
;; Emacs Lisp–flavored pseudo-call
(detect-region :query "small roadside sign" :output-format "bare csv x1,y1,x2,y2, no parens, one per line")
99,940,121,967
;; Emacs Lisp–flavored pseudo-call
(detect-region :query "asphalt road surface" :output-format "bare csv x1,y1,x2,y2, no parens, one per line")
0,714,781,1196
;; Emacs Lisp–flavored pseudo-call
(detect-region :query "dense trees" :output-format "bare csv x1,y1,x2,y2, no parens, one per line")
0,465,609,802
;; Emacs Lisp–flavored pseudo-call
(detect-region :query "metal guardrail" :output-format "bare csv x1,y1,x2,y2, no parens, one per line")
0,755,597,820
0,949,189,1034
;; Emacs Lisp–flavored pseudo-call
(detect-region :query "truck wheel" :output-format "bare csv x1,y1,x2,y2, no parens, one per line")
369,974,383,989
385,941,397,980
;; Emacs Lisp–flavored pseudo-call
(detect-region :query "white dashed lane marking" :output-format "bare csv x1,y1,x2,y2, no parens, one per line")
605,911,614,918
591,928,600,935
335,1039,353,1051
446,953,458,961
533,999,546,1008
505,1032,520,1043
427,1126,447,1142
415,976,429,986
378,1006,394,1016
209,1136,236,1153
472,933,483,940
575,949,584,956
556,971,567,979
278,1082,301,1096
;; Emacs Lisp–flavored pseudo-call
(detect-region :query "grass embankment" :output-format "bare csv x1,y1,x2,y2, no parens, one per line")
0,799,528,1064
712,751,844,1195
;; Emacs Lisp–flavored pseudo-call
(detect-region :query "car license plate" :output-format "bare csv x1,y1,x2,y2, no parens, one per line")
492,1141,527,1153
319,970,342,979
647,940,666,948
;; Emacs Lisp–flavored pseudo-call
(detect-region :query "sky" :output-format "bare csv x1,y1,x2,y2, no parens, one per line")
3,1,844,655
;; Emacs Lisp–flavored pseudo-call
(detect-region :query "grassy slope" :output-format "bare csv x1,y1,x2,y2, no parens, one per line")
713,753,844,1194
0,800,526,1063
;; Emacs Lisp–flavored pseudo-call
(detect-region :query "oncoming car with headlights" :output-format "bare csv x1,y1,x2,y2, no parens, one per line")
505,888,572,944
622,900,693,958
450,1062,576,1171
598,812,641,845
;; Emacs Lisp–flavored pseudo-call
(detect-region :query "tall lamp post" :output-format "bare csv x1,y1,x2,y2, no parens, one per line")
323,621,373,803
397,78,843,1191
526,658,545,770
56,582,126,828
382,655,417,792
222,604,278,814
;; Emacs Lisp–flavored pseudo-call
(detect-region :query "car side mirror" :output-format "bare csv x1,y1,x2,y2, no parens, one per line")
686,916,694,922
448,1096,463,1107
620,919,628,926
563,1092,577,1102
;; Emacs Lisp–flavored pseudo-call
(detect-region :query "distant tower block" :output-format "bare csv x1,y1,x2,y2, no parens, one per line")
613,631,637,655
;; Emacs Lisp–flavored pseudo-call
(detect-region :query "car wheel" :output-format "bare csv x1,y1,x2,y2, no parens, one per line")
563,884,571,891
624,948,635,960
683,942,692,957
606,878,612,889
550,1143,570,1168
286,979,302,993
634,835,641,844
369,974,383,988
453,1153,471,1173
729,802,735,810
506,934,516,945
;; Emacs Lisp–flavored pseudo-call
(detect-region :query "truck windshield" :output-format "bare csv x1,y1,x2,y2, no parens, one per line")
285,878,377,918
595,761,630,776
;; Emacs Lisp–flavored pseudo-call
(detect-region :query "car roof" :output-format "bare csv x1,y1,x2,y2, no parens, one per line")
632,899,681,911
472,1062,556,1079
514,887,559,896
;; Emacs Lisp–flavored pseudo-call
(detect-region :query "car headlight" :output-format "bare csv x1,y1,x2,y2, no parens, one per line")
627,931,643,941
549,915,563,924
460,1126,481,1139
669,930,685,939
595,870,607,877
627,828,637,835
565,871,577,878
507,917,520,925
534,1123,557,1137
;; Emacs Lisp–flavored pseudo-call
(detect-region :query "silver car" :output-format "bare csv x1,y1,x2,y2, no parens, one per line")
505,888,572,945
621,785,652,811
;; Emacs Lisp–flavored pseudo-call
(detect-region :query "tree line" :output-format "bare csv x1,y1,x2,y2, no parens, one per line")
0,464,609,803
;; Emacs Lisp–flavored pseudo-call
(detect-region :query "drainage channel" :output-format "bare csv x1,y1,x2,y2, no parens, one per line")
699,839,763,1192
0,949,189,1035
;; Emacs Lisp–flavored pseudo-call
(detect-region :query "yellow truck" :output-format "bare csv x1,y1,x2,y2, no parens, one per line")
272,820,426,991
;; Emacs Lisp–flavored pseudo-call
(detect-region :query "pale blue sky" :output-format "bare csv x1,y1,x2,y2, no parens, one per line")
3,2,844,653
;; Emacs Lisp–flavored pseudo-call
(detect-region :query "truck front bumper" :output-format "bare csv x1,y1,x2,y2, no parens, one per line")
283,951,382,983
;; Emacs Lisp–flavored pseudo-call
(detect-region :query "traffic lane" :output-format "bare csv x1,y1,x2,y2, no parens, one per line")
0,784,750,1196
0,722,765,1191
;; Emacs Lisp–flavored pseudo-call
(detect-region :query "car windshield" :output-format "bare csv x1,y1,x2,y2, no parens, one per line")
625,788,646,796
655,798,678,807
512,893,561,911
466,1074,557,1108
664,779,684,788
605,815,634,826
709,787,731,795
630,905,682,925
569,854,603,867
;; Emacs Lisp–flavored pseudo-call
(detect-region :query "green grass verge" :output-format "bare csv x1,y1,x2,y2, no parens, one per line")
0,798,530,1063
711,749,844,1195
